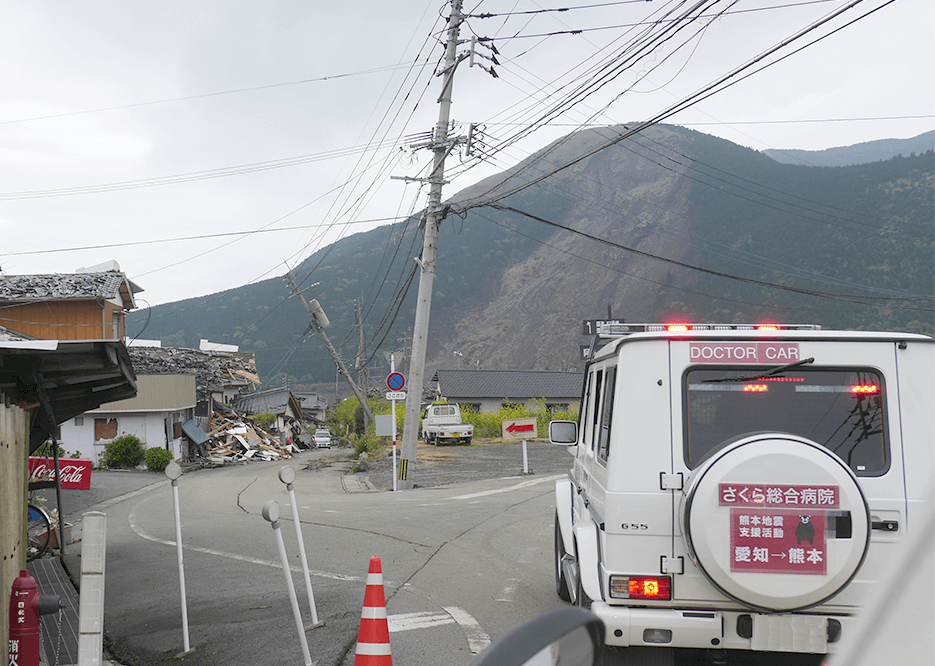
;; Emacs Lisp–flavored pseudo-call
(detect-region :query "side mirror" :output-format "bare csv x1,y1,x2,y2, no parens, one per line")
473,607,604,666
549,420,577,445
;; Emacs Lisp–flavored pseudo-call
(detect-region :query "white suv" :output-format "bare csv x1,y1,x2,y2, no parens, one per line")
550,324,934,660
313,428,332,448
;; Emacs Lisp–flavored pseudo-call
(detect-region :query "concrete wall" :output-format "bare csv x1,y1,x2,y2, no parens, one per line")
1,401,29,655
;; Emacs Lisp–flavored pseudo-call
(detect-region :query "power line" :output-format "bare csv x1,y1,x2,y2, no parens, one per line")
1,216,405,257
0,140,405,200
473,136,932,299
473,209,866,314
468,0,660,19
452,0,884,213
678,115,935,126
487,202,933,310
472,0,841,39
0,62,422,126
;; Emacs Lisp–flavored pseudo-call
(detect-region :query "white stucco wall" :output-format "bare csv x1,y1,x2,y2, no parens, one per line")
60,412,185,466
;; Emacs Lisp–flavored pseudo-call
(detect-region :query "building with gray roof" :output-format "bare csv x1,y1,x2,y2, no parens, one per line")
435,369,583,413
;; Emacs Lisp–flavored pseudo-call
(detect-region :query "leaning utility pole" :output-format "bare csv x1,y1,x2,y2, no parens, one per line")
355,298,369,397
285,271,374,424
398,0,465,490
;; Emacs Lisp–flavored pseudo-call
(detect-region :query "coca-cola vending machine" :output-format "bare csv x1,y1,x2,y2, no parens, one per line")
28,458,92,490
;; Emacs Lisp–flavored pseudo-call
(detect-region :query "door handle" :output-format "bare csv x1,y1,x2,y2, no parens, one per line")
871,520,898,532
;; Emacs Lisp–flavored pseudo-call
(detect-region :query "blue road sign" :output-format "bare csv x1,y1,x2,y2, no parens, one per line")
387,372,406,391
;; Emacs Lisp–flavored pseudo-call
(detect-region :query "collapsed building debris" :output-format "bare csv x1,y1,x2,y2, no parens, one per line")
127,345,321,464
128,346,261,406
203,410,303,463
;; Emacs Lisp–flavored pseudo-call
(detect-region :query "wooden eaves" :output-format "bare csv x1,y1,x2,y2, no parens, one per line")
0,339,138,452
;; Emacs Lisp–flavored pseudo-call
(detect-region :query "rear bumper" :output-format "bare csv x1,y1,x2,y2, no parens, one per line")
591,602,853,654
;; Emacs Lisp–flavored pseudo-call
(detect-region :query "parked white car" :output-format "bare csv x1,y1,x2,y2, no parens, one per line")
550,323,934,661
313,428,332,448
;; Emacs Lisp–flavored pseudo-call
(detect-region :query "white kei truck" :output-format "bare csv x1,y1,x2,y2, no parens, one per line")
422,402,474,446
549,323,934,661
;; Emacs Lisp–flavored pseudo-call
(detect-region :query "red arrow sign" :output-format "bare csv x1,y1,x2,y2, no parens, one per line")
506,422,535,434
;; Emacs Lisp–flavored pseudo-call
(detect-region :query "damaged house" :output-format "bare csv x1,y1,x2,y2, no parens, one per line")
125,346,319,462
232,386,305,432
1,265,315,464
125,344,262,459
0,261,141,342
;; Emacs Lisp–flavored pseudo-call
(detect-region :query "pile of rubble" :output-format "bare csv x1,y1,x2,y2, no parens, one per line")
128,346,260,403
203,411,303,463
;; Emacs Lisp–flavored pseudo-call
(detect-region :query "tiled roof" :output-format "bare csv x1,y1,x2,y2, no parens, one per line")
294,392,327,409
232,387,299,417
0,271,130,301
437,369,583,400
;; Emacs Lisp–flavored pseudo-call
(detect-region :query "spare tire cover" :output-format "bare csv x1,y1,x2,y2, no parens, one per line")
682,433,870,612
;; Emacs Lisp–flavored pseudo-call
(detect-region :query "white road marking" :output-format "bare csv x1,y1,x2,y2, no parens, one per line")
448,474,563,500
129,511,490,652
388,612,454,632
124,485,492,653
443,606,491,654
127,512,361,583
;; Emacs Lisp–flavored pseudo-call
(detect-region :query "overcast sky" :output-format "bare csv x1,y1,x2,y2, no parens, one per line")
1,0,931,307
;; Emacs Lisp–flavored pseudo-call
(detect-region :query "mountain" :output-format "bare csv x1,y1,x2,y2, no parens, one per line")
763,130,934,167
127,124,934,387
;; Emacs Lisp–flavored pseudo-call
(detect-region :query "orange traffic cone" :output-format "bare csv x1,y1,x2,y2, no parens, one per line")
354,556,392,666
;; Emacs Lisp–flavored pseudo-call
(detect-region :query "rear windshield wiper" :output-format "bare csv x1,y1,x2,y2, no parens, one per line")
702,357,815,383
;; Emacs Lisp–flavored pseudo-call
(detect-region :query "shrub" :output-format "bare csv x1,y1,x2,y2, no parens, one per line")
33,441,66,458
329,396,385,436
144,447,174,472
253,413,276,428
460,399,580,439
102,434,145,469
352,427,384,459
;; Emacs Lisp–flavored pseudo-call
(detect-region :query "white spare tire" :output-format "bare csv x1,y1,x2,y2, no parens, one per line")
682,432,870,612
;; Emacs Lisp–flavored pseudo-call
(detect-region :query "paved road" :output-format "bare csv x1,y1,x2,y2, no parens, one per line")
36,442,819,666
37,440,577,666
362,438,573,490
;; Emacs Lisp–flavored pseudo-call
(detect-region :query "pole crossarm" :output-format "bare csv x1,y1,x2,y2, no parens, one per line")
398,0,466,490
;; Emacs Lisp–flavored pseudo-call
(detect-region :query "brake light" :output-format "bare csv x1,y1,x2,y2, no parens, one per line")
609,575,671,600
630,577,670,600
743,384,768,393
851,384,879,395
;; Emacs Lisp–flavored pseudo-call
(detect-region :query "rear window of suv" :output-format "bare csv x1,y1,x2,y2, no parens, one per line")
684,367,887,475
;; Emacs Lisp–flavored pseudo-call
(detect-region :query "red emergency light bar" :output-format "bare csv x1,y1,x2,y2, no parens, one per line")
851,384,879,395
595,323,820,338
743,384,768,393
755,376,805,383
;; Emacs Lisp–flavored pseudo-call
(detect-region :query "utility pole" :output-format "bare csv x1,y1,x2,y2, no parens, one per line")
285,270,374,425
398,0,465,490
355,298,368,397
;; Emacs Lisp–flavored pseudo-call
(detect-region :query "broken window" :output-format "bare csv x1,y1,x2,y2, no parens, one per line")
94,418,118,441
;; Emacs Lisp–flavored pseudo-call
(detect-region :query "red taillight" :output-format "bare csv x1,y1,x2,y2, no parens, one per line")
628,576,671,600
